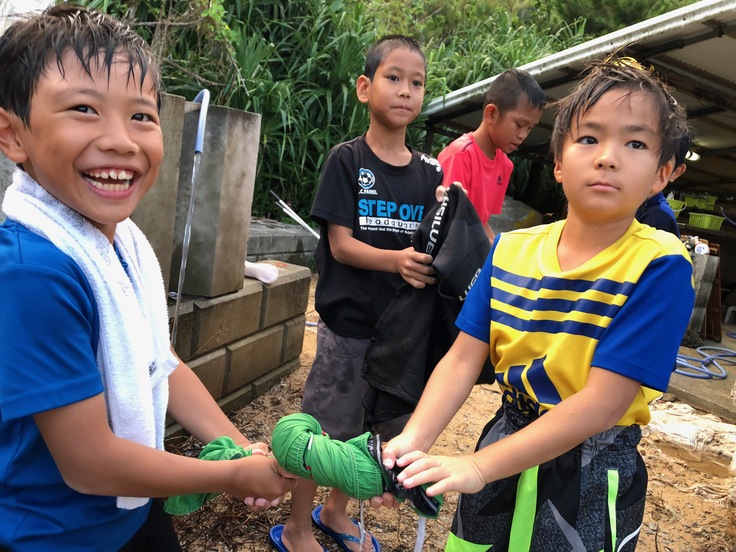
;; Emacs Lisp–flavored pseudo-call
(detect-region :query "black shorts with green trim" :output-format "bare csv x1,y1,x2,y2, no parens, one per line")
447,405,646,552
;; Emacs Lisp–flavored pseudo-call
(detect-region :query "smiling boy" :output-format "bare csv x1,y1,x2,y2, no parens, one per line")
382,58,694,551
0,6,294,551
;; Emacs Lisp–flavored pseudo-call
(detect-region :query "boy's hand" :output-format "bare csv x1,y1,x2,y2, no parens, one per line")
369,490,402,509
239,442,290,509
231,455,297,509
434,184,448,202
435,181,467,202
380,432,423,470
395,451,485,497
242,440,269,456
369,431,424,509
397,247,436,288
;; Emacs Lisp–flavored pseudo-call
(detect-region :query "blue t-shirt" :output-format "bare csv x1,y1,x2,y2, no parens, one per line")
0,220,149,551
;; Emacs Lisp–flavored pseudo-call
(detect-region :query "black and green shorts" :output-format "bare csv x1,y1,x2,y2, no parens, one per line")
447,405,646,552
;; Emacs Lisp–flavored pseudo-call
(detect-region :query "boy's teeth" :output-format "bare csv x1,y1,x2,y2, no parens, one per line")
89,179,131,192
84,170,134,192
89,170,132,180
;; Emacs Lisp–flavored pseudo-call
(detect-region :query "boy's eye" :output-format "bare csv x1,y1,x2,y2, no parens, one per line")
627,140,647,150
72,105,95,114
387,75,399,82
132,112,156,123
578,136,596,145
412,80,424,88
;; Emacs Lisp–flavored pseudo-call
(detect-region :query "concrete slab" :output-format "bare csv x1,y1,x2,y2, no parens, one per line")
668,324,736,423
246,218,318,268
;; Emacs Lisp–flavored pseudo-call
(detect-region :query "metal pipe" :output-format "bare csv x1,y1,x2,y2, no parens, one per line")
171,89,210,346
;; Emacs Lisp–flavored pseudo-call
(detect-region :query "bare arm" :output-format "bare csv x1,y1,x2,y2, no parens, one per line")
483,221,496,242
328,224,436,288
34,392,296,501
382,332,490,463
396,367,641,496
166,357,257,449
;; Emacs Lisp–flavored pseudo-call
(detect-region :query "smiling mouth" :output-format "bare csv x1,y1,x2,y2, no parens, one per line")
83,170,134,192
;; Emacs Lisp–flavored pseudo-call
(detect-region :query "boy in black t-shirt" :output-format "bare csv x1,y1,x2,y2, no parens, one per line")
269,35,442,552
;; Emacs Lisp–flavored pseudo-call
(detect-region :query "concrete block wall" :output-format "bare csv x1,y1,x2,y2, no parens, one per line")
247,219,318,268
167,261,311,431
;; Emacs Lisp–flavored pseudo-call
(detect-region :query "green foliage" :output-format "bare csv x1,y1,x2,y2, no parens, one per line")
73,0,586,220
534,0,697,38
220,0,374,217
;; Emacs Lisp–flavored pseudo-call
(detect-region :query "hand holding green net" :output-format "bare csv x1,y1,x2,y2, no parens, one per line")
164,436,252,515
271,413,441,518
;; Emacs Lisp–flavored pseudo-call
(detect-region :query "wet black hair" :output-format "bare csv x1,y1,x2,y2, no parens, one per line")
0,4,161,126
550,56,688,167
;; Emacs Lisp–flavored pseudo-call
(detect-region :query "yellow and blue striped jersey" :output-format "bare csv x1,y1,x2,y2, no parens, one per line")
457,219,694,426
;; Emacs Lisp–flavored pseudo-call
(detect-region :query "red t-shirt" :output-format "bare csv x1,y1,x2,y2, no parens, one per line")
437,133,513,223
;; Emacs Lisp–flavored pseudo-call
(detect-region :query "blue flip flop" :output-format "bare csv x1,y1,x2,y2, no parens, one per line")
269,524,328,552
311,504,381,552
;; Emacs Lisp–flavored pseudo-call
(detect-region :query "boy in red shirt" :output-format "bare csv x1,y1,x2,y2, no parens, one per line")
438,69,545,240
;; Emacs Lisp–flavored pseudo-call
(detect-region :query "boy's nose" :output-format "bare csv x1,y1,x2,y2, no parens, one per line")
96,119,139,155
594,145,618,169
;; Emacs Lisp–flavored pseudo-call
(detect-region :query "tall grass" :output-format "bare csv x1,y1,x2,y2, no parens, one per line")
76,0,585,220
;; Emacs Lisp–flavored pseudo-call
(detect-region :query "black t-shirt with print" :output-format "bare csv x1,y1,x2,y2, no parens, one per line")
310,135,442,338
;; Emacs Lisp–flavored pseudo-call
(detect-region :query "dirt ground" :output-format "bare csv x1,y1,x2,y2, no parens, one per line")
174,276,736,551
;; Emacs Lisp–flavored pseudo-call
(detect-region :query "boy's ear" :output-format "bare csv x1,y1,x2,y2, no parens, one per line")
553,159,563,183
356,75,370,105
0,108,28,164
669,163,687,183
484,103,500,123
650,159,673,196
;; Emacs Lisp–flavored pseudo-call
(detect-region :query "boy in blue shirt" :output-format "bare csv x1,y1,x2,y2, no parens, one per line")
0,6,295,551
636,131,692,236
272,35,442,552
381,58,694,551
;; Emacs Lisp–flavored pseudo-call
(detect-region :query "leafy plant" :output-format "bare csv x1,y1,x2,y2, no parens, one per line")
73,0,587,220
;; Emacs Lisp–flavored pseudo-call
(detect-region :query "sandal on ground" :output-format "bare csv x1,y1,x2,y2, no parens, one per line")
269,524,327,552
311,504,381,552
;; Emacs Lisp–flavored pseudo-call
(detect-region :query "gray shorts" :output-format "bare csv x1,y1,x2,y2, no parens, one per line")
302,320,371,441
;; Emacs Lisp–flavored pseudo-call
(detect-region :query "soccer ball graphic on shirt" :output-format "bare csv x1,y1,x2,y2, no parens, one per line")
357,168,376,190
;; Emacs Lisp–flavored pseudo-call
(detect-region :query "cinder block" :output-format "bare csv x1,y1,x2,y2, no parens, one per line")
226,326,284,393
132,93,184,292
252,358,300,397
191,279,263,356
188,348,228,399
261,263,311,328
170,103,261,297
168,299,194,360
216,384,257,417
283,315,306,363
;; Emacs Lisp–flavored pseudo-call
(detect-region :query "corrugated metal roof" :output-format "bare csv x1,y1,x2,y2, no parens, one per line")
422,0,736,195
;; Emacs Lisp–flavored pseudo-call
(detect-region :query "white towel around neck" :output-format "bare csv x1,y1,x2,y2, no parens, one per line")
3,169,179,509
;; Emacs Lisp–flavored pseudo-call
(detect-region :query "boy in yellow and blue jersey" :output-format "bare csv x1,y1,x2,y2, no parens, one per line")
378,58,694,551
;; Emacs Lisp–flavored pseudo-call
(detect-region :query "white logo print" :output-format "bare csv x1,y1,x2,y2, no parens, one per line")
420,154,442,173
